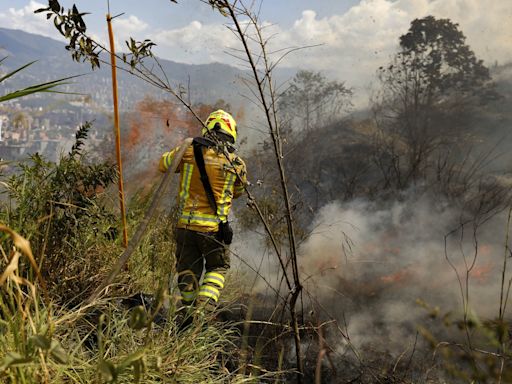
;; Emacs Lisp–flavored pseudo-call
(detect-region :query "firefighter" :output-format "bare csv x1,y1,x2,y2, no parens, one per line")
159,109,247,319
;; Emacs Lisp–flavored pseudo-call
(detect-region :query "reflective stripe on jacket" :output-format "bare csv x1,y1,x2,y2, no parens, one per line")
159,140,247,232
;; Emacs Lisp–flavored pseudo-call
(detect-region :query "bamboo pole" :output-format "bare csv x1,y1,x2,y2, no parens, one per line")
107,14,128,248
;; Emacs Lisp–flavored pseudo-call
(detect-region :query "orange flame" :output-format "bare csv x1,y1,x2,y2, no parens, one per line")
380,267,413,284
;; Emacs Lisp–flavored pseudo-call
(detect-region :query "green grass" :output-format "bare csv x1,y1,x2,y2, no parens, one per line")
0,223,258,383
0,126,262,383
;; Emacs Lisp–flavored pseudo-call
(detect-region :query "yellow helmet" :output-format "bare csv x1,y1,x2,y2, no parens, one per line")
202,109,237,143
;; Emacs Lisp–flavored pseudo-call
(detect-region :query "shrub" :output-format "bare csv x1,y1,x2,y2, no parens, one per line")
1,122,118,304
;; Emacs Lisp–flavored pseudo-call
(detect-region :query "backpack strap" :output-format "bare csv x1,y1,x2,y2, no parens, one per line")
192,138,218,216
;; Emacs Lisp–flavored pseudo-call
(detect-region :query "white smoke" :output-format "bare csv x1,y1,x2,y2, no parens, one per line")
235,192,512,352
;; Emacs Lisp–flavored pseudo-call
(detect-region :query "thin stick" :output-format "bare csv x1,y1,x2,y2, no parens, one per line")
107,13,128,247
223,3,304,380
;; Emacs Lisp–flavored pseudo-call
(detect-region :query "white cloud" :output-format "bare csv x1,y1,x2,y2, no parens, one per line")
112,15,148,45
262,0,512,99
150,20,239,64
140,0,511,108
115,15,148,34
0,1,59,39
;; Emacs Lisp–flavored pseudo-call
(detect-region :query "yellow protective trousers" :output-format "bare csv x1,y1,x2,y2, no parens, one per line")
175,228,230,311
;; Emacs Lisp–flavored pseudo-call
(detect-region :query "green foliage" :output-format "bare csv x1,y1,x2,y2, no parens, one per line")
417,301,512,383
205,0,230,17
0,229,245,383
37,0,157,70
0,227,64,382
123,38,156,69
0,199,247,383
1,122,118,303
36,1,100,69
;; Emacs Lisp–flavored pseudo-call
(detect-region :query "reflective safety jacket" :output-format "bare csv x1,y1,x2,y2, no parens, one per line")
159,138,247,233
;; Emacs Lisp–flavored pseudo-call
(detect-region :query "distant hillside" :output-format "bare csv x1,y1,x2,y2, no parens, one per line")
0,27,276,110
243,60,512,230
0,28,64,66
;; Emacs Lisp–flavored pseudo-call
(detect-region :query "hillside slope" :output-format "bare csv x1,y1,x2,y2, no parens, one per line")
0,27,252,108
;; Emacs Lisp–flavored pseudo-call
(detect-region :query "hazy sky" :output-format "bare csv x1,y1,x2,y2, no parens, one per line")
2,1,512,104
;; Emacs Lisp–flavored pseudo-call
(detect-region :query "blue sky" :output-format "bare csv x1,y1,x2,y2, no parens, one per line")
1,0,512,103
69,1,359,28
1,1,360,33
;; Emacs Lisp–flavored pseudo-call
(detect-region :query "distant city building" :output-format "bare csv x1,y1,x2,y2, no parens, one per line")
0,115,7,141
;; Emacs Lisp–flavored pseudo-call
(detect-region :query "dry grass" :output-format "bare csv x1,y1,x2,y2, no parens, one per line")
0,224,261,383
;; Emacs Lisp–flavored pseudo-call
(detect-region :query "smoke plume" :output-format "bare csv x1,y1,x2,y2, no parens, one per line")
234,191,511,354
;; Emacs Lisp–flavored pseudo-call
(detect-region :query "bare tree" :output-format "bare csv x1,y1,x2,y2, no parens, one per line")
279,70,352,132
209,1,306,379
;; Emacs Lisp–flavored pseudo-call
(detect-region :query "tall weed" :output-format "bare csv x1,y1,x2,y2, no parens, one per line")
1,122,118,303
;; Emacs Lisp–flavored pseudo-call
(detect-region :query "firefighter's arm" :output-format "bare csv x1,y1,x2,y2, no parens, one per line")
158,147,179,173
233,158,247,198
